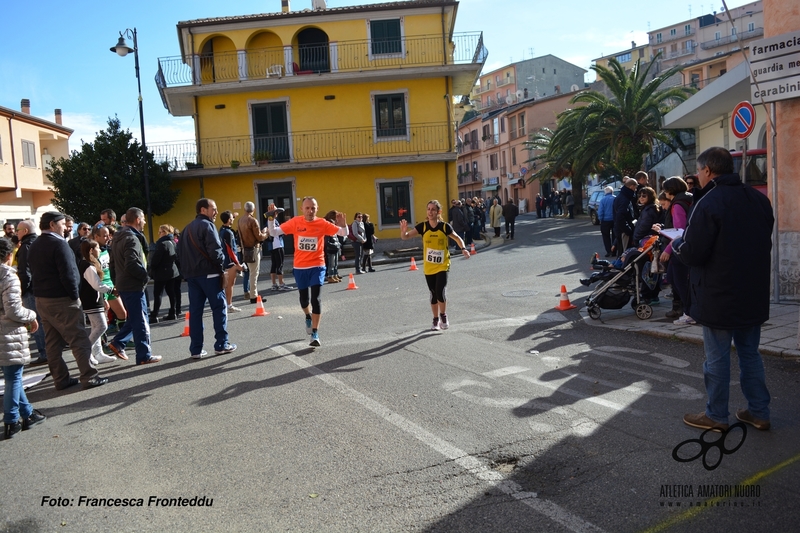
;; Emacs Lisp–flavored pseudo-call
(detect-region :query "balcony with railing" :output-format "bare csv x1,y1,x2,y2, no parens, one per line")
158,32,485,87
700,27,764,49
652,27,695,45
497,76,515,88
150,122,452,170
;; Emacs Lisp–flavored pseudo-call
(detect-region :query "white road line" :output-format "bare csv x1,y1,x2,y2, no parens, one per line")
483,366,531,378
514,374,645,416
269,343,605,533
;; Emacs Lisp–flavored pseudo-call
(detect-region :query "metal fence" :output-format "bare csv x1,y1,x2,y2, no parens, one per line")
156,32,485,87
150,122,453,170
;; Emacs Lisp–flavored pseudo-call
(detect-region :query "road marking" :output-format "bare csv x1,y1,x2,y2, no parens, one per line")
483,366,531,378
515,374,646,415
269,343,605,533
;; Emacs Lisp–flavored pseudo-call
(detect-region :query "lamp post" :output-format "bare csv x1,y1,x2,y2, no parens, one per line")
110,28,154,244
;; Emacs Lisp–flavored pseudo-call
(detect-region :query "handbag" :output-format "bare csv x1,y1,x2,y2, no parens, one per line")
243,247,256,263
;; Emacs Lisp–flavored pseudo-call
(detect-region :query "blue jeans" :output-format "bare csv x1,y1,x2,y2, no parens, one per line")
112,290,152,364
241,267,250,295
3,365,32,424
702,326,770,423
187,276,228,355
22,292,46,359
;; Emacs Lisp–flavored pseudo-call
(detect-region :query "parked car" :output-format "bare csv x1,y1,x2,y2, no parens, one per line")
587,189,618,225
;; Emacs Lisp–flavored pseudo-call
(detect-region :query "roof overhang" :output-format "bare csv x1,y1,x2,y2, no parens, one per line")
662,61,750,129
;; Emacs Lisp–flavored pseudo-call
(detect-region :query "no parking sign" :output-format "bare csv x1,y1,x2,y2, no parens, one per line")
731,101,756,139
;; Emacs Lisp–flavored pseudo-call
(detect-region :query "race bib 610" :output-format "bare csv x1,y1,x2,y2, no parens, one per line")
426,249,444,264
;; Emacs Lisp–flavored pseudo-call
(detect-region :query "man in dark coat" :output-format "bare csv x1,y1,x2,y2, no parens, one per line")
502,199,519,239
674,147,774,433
612,178,637,256
15,220,47,365
448,200,468,250
28,212,107,390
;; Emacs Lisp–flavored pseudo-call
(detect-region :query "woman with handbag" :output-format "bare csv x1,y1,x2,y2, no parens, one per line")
361,213,376,273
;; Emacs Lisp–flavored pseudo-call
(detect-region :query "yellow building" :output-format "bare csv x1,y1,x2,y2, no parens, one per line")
0,100,71,226
155,0,485,240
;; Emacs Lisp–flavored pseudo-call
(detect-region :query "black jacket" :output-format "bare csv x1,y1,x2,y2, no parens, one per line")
149,234,180,282
633,203,660,245
110,226,149,292
673,174,773,329
613,186,636,241
16,233,37,295
449,206,469,234
28,232,81,300
177,215,225,279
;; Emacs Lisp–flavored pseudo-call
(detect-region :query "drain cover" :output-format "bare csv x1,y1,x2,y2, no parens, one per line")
502,290,539,298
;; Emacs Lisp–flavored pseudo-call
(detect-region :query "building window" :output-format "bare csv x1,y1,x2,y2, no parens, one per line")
542,68,545,73
715,31,721,40
508,116,517,139
500,117,506,133
616,52,631,63
731,27,737,36
553,68,557,74
470,129,478,149
685,24,692,35
518,114,526,137
670,28,677,37
656,33,662,43
369,18,403,56
639,49,644,58
379,181,411,225
748,22,755,32
489,153,498,170
482,124,490,140
22,140,36,168
373,92,407,139
511,147,517,166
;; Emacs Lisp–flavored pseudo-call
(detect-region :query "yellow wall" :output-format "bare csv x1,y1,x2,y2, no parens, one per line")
157,160,456,237
197,77,448,139
193,14,447,53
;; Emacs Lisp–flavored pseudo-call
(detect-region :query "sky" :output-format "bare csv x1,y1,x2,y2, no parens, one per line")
0,0,754,151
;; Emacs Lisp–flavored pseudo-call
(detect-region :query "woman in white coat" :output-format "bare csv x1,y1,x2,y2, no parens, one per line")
0,237,45,439
489,198,503,238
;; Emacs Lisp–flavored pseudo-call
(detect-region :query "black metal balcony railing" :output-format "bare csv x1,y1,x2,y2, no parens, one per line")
700,27,764,49
156,32,485,88
150,123,452,170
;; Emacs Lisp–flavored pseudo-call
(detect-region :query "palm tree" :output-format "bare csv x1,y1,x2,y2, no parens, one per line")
526,55,694,187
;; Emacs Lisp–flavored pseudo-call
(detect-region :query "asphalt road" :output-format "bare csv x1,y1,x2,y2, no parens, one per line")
3,214,799,533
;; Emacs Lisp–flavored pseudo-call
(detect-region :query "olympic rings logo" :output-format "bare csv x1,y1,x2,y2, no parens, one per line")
672,422,748,471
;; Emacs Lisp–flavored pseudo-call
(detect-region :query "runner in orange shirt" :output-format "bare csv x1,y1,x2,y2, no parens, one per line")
268,197,348,347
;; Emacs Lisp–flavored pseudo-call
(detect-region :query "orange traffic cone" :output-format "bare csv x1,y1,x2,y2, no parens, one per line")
346,273,359,290
409,257,419,271
251,295,269,316
469,243,477,255
554,285,577,311
180,312,190,337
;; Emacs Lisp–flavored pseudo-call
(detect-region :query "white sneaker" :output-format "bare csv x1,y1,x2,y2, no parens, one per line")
94,353,117,364
673,314,697,325
431,317,441,331
89,356,99,366
439,313,449,330
228,305,242,313
191,350,209,360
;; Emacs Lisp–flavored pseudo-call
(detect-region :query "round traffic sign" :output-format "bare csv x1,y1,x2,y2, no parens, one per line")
731,101,756,139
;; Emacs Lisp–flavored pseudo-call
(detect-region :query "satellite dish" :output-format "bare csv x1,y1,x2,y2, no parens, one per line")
570,84,580,92
505,96,513,104
516,90,524,99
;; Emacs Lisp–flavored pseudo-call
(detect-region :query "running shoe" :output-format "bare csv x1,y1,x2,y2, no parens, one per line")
271,284,280,291
215,343,237,355
279,285,294,291
228,305,242,313
439,313,449,330
309,332,321,347
431,317,441,331
305,317,313,335
191,350,209,360
673,314,697,325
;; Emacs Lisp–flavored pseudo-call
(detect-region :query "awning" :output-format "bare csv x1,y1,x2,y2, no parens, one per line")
507,178,521,186
481,185,499,192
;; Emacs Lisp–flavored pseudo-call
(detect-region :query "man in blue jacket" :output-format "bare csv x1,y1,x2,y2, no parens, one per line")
612,178,637,256
674,147,774,432
597,186,615,257
178,198,236,359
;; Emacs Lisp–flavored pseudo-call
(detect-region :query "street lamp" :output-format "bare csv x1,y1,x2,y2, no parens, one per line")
110,28,154,244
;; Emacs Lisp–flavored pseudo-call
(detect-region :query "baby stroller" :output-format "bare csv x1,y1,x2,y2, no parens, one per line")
582,235,664,320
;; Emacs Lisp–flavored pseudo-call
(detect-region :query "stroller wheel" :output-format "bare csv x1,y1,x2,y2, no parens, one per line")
635,304,653,320
588,306,601,320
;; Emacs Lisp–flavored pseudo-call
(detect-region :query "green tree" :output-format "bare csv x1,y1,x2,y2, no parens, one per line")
48,117,179,223
525,56,694,200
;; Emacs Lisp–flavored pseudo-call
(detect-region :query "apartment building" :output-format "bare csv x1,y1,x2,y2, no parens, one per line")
457,89,582,211
154,0,485,238
471,55,586,113
0,100,71,225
